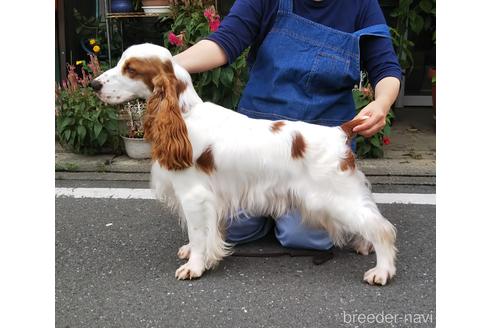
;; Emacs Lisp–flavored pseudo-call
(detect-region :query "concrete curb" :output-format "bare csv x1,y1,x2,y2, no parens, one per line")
55,152,435,177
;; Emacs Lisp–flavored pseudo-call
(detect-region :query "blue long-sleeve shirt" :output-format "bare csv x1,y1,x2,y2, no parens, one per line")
207,0,402,87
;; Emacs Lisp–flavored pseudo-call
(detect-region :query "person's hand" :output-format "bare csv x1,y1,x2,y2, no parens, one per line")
352,100,391,137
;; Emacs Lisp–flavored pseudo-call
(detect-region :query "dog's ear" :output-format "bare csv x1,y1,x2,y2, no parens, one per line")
144,62,193,170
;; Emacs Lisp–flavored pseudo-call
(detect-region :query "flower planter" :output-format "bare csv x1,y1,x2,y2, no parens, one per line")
121,136,151,159
142,0,170,13
142,0,170,6
111,0,133,13
118,111,131,136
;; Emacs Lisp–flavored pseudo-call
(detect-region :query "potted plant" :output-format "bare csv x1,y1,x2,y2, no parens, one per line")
55,54,120,154
121,99,152,159
162,1,248,110
352,73,394,159
390,0,436,107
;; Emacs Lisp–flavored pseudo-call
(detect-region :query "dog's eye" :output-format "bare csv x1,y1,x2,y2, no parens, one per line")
127,67,137,74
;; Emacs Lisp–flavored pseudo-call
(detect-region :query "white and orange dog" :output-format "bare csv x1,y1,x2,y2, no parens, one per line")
92,43,397,285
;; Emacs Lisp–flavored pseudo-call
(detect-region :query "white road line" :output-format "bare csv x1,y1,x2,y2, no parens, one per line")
55,188,435,205
55,188,154,199
372,193,435,205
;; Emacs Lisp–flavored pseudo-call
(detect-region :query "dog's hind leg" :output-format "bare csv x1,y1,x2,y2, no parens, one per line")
304,184,396,286
332,199,396,285
350,234,374,256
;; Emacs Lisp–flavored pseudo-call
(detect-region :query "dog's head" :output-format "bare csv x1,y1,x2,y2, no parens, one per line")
92,43,193,170
91,43,180,104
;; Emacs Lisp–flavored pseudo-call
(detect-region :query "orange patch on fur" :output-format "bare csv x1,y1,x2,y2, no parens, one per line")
270,121,286,133
196,146,216,175
122,57,160,91
141,59,192,170
340,150,356,171
291,132,307,159
340,117,367,139
122,58,188,95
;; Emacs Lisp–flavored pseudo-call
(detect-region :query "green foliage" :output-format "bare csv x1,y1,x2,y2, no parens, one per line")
73,8,123,61
56,88,120,154
56,58,120,155
390,0,436,72
352,77,394,159
161,3,248,109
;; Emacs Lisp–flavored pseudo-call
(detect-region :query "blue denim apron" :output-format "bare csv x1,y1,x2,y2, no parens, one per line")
228,0,391,250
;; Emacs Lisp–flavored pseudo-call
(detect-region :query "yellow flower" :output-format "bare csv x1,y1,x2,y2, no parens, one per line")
93,45,101,53
76,60,84,65
89,38,97,45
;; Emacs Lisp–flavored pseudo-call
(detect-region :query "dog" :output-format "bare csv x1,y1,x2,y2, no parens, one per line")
91,43,397,285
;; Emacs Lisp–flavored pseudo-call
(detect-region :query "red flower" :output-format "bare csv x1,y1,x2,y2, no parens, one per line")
209,18,220,32
383,136,390,145
204,6,221,32
168,32,184,47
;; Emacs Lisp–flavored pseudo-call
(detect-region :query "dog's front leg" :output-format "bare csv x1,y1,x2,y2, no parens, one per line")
174,183,228,280
175,191,209,280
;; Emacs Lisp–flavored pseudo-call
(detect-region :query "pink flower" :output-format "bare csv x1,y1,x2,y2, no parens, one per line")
383,136,390,145
209,18,220,32
204,7,215,20
87,54,101,77
168,32,184,47
66,64,79,91
204,6,221,32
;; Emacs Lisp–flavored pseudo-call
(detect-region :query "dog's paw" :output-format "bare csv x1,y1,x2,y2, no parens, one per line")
177,244,191,260
363,266,396,286
175,262,205,280
351,237,374,256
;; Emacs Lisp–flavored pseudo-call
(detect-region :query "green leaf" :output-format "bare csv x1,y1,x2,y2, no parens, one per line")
410,14,424,34
68,131,76,146
105,120,118,132
220,67,234,87
383,124,391,136
370,136,382,148
93,122,103,138
212,68,221,87
107,110,118,120
357,140,371,157
96,130,108,146
63,129,71,141
202,71,212,86
212,88,222,103
352,90,370,110
59,117,74,132
419,0,434,13
77,125,87,141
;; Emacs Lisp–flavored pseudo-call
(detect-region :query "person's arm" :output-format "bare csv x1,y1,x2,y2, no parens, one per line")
352,76,400,137
173,40,228,74
173,0,264,73
352,0,402,137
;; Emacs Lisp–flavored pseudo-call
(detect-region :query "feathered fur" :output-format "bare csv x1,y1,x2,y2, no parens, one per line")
93,43,397,285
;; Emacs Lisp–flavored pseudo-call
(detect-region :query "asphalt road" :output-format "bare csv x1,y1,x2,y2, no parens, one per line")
55,179,435,328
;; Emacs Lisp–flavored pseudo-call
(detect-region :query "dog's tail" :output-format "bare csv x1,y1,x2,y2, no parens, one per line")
340,116,369,139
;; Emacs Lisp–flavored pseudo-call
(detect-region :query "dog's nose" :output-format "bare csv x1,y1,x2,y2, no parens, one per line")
90,80,103,91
